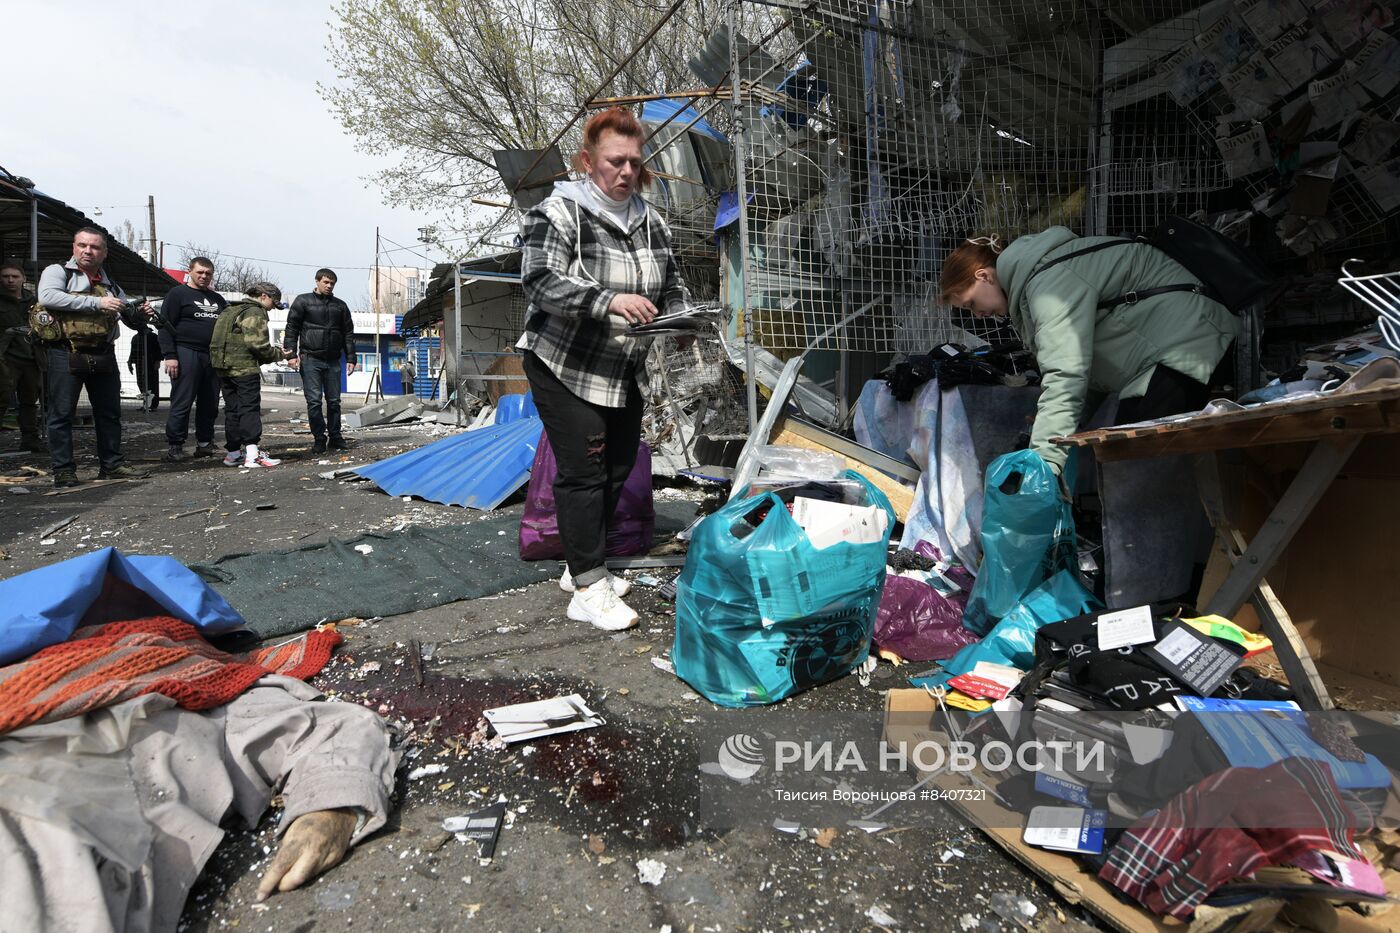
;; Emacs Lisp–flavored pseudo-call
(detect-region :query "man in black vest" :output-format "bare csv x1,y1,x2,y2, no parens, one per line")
159,257,227,461
283,268,357,454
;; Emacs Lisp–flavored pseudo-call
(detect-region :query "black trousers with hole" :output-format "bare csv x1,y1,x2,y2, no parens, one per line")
523,351,643,589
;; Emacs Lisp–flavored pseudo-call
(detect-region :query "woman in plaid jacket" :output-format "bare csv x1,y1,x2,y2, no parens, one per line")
517,107,688,632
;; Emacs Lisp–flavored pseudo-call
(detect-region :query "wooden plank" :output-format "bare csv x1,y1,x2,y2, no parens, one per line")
769,423,914,523
1056,383,1400,460
42,479,129,496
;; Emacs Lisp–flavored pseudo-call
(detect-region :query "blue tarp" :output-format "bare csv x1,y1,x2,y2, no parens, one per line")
0,547,246,665
640,99,729,143
353,416,544,509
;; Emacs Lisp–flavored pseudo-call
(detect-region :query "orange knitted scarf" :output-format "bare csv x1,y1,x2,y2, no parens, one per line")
0,616,341,735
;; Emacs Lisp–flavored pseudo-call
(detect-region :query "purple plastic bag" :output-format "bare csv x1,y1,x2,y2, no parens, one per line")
874,575,979,661
518,435,656,560
874,542,979,661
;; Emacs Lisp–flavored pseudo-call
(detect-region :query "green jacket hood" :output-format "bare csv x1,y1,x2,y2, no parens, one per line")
996,226,1078,327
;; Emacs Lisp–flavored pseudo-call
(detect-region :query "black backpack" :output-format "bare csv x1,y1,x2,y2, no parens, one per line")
1029,215,1276,313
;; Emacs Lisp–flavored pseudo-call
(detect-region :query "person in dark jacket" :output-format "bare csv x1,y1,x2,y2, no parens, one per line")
159,257,227,461
0,262,44,452
127,326,162,411
283,269,357,454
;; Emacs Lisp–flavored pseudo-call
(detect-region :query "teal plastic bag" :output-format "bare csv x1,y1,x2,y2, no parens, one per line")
914,569,1100,690
673,471,895,707
962,450,1078,635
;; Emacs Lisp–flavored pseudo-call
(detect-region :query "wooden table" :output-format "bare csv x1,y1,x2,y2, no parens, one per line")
1056,376,1400,710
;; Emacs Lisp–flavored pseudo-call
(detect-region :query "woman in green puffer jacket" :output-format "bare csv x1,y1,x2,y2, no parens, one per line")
940,228,1240,475
209,282,292,468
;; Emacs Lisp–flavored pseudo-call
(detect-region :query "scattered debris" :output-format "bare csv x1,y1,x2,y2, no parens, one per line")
443,802,507,860
407,763,448,781
354,544,374,555
38,516,76,538
989,893,1037,927
866,904,898,928
171,507,215,519
587,835,606,855
636,858,667,886
814,827,838,848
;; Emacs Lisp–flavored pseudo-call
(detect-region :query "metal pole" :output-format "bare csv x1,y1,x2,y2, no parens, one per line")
147,195,158,261
29,195,38,272
452,257,465,426
730,0,758,429
375,226,383,399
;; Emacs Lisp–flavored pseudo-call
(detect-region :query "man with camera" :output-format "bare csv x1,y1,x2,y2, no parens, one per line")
36,227,153,487
159,256,228,461
0,261,44,453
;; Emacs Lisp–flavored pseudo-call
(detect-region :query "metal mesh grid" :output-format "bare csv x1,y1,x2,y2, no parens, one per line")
716,0,1400,354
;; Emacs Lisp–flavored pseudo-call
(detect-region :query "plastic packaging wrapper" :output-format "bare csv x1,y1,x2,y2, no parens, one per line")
518,437,655,560
916,570,1100,690
962,450,1078,636
754,444,845,481
672,471,894,707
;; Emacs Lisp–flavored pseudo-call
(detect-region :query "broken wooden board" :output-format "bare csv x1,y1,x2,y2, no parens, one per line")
42,479,129,496
1055,382,1400,461
770,420,914,523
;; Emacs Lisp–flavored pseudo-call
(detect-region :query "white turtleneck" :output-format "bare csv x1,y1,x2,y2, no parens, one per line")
588,179,633,231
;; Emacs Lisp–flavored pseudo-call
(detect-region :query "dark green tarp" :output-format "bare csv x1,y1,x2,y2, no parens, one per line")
194,502,695,638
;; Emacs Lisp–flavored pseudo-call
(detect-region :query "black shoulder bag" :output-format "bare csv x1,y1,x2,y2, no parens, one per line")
1027,216,1275,314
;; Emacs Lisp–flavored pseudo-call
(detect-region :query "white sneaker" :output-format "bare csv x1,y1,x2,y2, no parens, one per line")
241,454,282,468
223,450,244,467
567,582,639,631
560,567,632,596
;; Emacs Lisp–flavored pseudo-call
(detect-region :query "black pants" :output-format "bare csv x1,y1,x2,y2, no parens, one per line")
0,356,42,438
45,346,123,473
523,351,643,588
300,355,343,442
166,346,219,446
221,374,262,451
1114,365,1213,425
132,341,161,409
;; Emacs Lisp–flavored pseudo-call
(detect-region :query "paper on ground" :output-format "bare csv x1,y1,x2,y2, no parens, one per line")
483,694,604,743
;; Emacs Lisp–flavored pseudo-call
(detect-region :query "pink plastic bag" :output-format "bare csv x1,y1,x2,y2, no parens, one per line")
518,435,656,560
873,574,979,662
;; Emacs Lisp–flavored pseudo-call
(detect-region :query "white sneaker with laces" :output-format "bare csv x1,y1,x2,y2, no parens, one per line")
559,567,631,596
223,450,244,467
567,581,639,631
241,454,282,468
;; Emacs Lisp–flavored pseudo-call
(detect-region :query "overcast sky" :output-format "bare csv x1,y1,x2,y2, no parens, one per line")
7,1,443,307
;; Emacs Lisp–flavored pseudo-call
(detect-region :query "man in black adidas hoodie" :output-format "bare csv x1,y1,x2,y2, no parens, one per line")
159,257,227,461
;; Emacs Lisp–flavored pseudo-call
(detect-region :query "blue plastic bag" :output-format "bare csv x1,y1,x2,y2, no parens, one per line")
914,570,1099,690
962,450,1078,635
0,547,246,666
673,471,895,707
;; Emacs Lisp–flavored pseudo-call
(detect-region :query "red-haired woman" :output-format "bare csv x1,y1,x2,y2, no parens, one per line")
940,227,1239,475
517,106,688,632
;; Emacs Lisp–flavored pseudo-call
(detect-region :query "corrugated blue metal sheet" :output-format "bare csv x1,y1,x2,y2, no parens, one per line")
353,417,543,509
